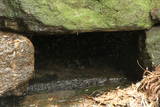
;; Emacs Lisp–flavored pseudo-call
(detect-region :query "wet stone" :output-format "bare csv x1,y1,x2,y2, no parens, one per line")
27,77,127,94
0,32,34,96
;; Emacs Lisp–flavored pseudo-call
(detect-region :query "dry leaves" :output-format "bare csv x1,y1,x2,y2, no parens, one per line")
87,66,160,107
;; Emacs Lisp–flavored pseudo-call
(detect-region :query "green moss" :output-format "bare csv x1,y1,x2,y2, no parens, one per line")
0,0,156,31
151,0,160,9
0,0,14,17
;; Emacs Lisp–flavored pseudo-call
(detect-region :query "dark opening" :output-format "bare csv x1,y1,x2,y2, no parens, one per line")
0,31,146,107
29,31,144,83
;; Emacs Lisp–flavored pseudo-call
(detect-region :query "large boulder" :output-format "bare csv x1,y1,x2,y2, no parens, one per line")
138,27,160,69
0,0,159,33
0,32,34,96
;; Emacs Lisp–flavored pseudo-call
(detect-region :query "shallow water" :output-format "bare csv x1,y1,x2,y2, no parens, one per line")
0,76,130,107
0,53,132,107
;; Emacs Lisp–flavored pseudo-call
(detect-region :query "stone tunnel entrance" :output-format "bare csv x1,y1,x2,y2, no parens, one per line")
29,31,144,84
0,30,147,106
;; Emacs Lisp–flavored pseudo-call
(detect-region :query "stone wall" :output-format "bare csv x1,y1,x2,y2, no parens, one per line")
0,0,160,96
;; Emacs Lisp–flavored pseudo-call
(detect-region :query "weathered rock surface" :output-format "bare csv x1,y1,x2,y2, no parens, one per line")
138,27,160,69
0,32,34,96
151,8,160,21
0,0,159,33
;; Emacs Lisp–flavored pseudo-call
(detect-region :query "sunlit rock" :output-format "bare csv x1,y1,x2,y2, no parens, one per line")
0,32,34,96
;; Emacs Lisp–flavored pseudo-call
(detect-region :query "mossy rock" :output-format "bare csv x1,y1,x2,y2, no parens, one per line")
0,0,159,33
